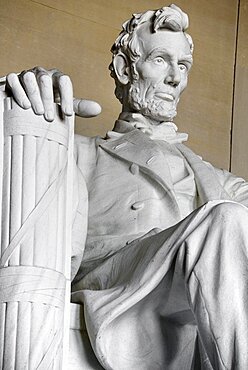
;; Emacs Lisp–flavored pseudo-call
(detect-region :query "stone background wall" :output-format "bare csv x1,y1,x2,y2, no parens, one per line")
0,0,247,177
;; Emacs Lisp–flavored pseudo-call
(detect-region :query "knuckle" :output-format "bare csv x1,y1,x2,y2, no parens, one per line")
32,66,46,74
59,74,71,86
39,73,51,87
6,72,17,84
22,71,35,84
50,68,61,74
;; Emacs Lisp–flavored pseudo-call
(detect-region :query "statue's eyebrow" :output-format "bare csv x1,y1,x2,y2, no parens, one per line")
145,48,193,65
145,48,170,60
178,55,193,70
179,55,193,63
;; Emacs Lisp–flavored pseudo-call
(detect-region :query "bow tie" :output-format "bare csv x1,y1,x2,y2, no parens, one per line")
106,112,188,144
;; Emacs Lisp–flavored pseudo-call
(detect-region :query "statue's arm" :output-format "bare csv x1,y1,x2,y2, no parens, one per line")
213,166,248,207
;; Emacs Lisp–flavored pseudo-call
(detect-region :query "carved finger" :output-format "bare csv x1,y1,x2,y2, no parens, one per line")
58,75,73,116
6,73,31,109
73,99,102,118
37,73,55,121
21,71,44,115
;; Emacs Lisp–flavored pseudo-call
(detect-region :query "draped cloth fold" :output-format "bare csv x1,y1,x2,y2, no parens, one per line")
72,200,248,370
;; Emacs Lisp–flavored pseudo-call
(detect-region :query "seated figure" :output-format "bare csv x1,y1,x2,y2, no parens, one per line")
5,4,248,370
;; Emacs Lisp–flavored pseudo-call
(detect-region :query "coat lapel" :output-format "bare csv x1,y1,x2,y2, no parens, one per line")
100,131,231,209
100,130,181,215
176,143,231,204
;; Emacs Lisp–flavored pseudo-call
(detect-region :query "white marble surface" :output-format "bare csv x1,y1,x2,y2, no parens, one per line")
69,303,103,370
2,4,248,370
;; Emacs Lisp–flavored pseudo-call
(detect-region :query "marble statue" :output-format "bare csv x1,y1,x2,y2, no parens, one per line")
1,3,248,370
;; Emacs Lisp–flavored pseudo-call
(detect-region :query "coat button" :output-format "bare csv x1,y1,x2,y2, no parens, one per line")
130,163,139,175
146,156,156,165
113,142,127,150
131,201,144,210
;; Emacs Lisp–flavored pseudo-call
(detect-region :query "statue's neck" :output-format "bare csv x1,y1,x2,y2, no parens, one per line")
109,112,188,144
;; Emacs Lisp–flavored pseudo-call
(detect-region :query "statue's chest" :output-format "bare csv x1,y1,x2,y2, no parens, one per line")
86,146,193,236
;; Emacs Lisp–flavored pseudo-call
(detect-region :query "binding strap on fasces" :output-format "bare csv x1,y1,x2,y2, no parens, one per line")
0,160,67,267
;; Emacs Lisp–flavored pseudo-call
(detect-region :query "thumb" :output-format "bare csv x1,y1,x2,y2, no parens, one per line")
73,98,102,118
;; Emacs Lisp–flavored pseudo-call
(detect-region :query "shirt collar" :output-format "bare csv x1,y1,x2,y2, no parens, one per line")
106,112,188,144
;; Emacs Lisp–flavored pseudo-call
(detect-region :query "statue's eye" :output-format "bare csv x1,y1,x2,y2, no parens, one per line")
179,64,188,72
153,57,165,65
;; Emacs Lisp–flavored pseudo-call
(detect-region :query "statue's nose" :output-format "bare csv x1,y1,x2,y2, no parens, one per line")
165,64,181,86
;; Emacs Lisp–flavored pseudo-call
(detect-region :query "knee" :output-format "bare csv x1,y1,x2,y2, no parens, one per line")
207,201,248,224
186,202,248,277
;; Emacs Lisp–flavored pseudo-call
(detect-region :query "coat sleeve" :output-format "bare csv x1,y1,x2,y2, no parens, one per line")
71,134,100,280
70,158,88,280
208,163,248,207
70,135,90,280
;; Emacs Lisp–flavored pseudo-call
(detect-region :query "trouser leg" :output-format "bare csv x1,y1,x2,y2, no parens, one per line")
73,200,248,370
179,201,248,370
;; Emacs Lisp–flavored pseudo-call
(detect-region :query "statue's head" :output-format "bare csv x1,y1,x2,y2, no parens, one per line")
109,4,193,123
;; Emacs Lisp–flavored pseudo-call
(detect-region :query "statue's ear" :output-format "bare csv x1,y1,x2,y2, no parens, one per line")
113,53,130,85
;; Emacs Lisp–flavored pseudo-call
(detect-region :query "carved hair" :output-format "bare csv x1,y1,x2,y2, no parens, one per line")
109,4,194,103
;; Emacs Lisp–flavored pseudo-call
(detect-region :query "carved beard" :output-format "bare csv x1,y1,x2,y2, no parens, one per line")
127,80,178,123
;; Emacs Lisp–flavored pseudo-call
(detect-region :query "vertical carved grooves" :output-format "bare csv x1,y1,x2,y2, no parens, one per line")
34,136,49,267
4,302,18,369
29,304,53,369
28,136,65,369
9,135,23,266
2,135,18,370
0,133,11,369
0,302,6,368
16,134,36,367
16,302,31,368
57,144,66,274
21,135,36,266
48,140,59,270
0,102,73,368
29,137,46,369
1,136,11,259
12,135,23,370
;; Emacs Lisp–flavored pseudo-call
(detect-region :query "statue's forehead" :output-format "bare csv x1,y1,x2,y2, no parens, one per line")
136,25,191,57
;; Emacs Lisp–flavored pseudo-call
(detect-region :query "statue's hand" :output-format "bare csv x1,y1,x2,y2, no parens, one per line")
6,67,101,121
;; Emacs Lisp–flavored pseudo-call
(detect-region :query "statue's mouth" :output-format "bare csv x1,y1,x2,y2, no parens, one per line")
154,92,175,101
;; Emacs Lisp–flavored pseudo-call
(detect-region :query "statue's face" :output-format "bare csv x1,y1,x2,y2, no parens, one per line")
127,25,193,122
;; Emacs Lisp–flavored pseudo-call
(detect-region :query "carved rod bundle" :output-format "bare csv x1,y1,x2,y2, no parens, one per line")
0,92,74,369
